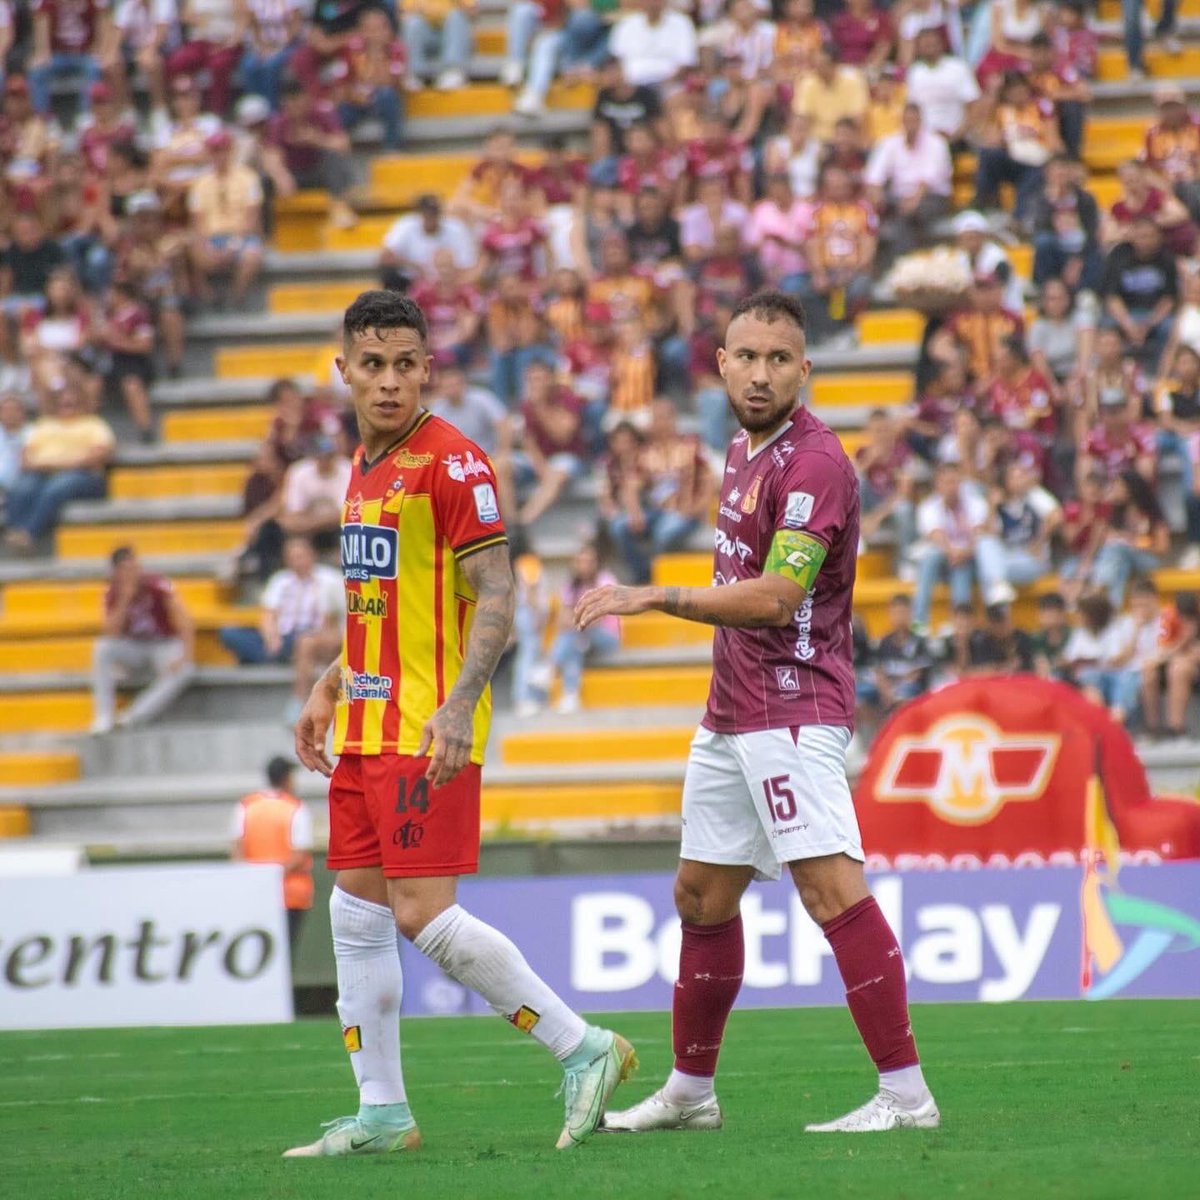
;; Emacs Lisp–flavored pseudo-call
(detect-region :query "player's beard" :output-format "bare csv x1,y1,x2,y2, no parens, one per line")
726,390,799,437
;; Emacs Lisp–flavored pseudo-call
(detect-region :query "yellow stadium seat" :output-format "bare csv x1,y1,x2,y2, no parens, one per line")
109,464,250,500
502,725,694,765
0,751,80,786
269,280,375,314
55,522,246,559
481,782,681,828
162,407,273,443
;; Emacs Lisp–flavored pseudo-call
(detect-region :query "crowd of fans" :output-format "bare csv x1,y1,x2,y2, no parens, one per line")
2,0,1200,734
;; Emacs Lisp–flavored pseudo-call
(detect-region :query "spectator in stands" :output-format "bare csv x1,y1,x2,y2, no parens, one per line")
411,249,482,368
590,53,664,169
1152,343,1200,502
269,79,356,230
1031,590,1071,681
971,602,1036,673
479,176,550,286
279,429,352,553
232,94,295,228
906,27,979,145
428,363,509,456
1141,589,1200,740
1140,82,1200,227
240,0,306,111
606,311,657,422
798,165,878,343
791,43,868,146
913,460,1005,627
90,545,195,734
974,71,1062,222
331,7,407,151
1063,589,1122,690
28,0,110,116
288,0,380,95
229,438,285,583
220,533,343,665
109,0,179,111
487,272,553,405
1090,469,1170,607
863,102,953,259
98,279,156,442
380,193,476,290
1028,277,1094,402
829,0,894,72
607,397,712,583
1026,32,1089,160
1107,158,1199,259
165,0,240,116
608,0,697,90
0,3,12,87
545,541,620,714
1158,262,1200,378
1087,577,1166,727
1028,154,1103,291
857,407,917,555
1059,469,1108,604
984,459,1061,594
3,387,113,553
150,75,223,206
746,172,811,292
510,544,551,719
20,266,99,408
509,2,611,119
0,212,66,369
987,335,1057,443
1101,217,1178,369
950,209,1023,313
931,269,1025,397
0,392,29,523
187,128,265,309
232,757,314,952
869,594,932,713
516,358,587,525
76,83,137,177
908,357,972,459
400,0,475,92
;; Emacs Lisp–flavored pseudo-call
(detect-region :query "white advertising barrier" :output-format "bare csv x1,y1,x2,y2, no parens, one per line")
0,864,294,1030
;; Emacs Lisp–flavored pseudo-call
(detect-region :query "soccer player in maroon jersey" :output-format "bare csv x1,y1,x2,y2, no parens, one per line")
576,290,939,1133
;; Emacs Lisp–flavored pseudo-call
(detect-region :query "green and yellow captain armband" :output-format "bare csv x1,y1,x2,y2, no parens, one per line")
764,529,827,591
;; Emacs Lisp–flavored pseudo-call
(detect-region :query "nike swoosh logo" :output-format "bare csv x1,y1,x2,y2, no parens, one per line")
350,1135,383,1150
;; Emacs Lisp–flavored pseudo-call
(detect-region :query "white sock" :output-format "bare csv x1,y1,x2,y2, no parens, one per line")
664,1068,715,1105
414,904,587,1060
331,887,408,1107
879,1064,930,1109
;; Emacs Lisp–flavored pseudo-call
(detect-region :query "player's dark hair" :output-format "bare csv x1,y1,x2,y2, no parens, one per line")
110,545,135,568
343,290,427,346
728,289,807,336
266,756,294,788
1037,591,1067,612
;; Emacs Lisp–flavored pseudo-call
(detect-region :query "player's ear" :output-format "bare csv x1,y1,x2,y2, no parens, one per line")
716,346,727,381
420,347,432,383
335,354,348,385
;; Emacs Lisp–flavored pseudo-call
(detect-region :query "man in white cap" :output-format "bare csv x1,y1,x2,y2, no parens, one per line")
953,211,1023,313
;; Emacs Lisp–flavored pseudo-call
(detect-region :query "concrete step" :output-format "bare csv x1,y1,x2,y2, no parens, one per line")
0,630,242,672
0,552,228,587
113,439,259,466
61,495,242,526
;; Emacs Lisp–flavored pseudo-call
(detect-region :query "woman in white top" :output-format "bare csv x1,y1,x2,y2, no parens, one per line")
975,0,1047,89
1064,590,1145,725
764,112,822,200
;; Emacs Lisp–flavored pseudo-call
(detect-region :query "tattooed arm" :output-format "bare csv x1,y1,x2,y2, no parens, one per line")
416,543,515,786
574,573,805,632
295,657,342,777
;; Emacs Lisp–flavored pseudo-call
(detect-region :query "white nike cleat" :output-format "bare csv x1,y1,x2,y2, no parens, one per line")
556,1029,638,1150
601,1088,723,1132
283,1115,421,1157
805,1092,940,1133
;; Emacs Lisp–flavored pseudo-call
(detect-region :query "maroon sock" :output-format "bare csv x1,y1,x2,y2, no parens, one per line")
672,915,745,1078
822,896,919,1073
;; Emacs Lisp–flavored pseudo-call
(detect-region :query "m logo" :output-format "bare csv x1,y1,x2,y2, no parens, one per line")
876,714,1060,825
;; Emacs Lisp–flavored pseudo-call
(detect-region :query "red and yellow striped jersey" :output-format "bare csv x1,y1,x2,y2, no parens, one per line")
333,411,507,762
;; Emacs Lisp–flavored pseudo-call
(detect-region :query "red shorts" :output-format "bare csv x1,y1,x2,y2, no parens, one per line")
327,753,482,878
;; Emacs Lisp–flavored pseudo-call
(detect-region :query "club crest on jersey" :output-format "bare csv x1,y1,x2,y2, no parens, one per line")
443,450,492,482
347,591,387,618
776,666,800,691
345,492,364,524
784,491,814,529
341,524,399,582
740,477,762,514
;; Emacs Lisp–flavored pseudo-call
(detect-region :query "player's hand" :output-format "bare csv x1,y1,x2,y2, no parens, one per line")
294,686,336,777
574,584,654,631
417,696,474,788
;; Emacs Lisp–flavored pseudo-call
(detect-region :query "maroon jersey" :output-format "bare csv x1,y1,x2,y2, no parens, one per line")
410,280,481,353
683,137,754,187
616,149,684,195
79,117,137,175
105,575,175,639
34,0,104,53
704,406,859,734
1082,423,1157,477
481,217,545,281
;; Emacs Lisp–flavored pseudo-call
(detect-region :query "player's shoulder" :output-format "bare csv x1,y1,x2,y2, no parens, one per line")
418,413,497,482
790,407,855,476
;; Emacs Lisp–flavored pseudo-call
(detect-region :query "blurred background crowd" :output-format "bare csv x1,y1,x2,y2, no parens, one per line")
2,0,1200,738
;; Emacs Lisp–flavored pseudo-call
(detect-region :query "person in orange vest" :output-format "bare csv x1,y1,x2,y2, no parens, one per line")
232,757,315,952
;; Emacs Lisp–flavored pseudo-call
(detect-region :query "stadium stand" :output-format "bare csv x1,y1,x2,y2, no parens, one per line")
5,0,1200,859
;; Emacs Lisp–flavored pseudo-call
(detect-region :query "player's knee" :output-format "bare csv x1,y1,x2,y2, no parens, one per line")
673,875,734,925
390,894,442,942
796,881,840,927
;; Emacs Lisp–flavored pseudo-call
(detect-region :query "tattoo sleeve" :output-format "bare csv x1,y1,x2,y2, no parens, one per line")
450,543,516,707
316,658,342,700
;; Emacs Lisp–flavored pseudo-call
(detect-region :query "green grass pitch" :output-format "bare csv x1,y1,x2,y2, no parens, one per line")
2,1000,1197,1200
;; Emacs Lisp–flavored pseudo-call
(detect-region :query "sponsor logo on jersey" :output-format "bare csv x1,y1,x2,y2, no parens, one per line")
740,477,762,514
343,670,395,701
784,491,814,529
776,665,800,691
347,591,387,618
341,524,399,582
714,527,753,562
794,591,815,661
771,440,796,468
728,486,741,504
876,714,1060,825
394,449,434,468
473,482,500,523
443,450,492,483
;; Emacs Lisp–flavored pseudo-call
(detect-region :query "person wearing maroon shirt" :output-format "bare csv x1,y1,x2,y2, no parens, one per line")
1078,393,1157,485
409,247,482,367
856,407,915,553
479,176,549,286
829,0,894,71
91,545,196,734
615,125,685,215
28,0,109,115
528,136,587,208
985,335,1057,440
577,290,938,1137
682,113,754,204
77,83,137,175
329,7,407,151
516,358,587,525
269,78,357,229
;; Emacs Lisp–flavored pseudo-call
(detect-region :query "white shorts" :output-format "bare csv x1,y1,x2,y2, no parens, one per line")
680,725,864,882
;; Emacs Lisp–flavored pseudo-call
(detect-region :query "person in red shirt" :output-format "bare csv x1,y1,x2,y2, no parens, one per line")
616,124,685,215
516,358,588,524
1140,82,1200,226
1079,394,1157,485
450,125,532,222
28,0,109,115
985,335,1057,439
270,78,357,229
91,545,196,734
1106,159,1197,259
830,0,894,73
76,82,137,175
906,357,973,457
330,7,406,152
1025,32,1089,159
479,176,549,286
856,407,916,553
410,247,482,368
527,136,587,209
99,279,156,441
682,112,753,204
930,272,1025,396
1058,469,1109,605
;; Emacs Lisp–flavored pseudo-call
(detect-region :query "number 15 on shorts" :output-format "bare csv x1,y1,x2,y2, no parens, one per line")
761,775,798,824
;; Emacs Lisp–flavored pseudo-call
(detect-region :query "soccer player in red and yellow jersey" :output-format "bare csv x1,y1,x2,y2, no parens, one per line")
286,292,634,1160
